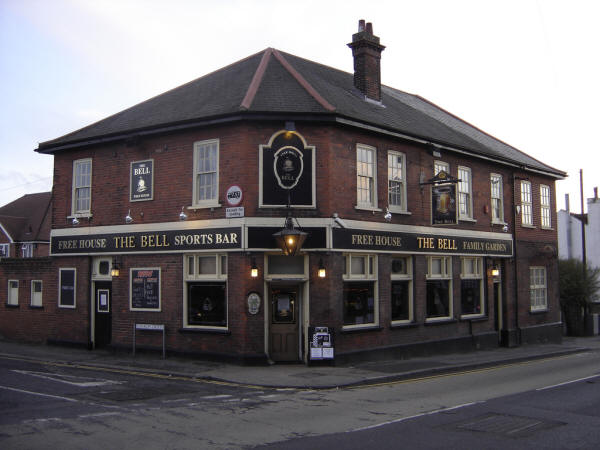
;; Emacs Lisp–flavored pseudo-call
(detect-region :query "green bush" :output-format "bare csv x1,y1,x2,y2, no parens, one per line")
558,259,600,308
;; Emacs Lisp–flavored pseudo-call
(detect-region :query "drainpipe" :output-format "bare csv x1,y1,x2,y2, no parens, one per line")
512,174,521,347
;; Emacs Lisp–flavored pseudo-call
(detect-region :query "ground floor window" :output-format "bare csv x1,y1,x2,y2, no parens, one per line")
184,253,228,328
187,282,227,327
343,281,375,326
530,266,547,311
460,257,484,317
391,256,412,323
31,280,42,307
426,256,452,320
7,280,18,305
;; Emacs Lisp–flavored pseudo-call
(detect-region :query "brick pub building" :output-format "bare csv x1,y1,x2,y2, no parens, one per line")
0,21,565,364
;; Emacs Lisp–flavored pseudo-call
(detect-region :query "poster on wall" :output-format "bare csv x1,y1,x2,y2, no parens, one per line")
130,159,154,202
432,183,457,225
130,268,160,311
59,268,76,307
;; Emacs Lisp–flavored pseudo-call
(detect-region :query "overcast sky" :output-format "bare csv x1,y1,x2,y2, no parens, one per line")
1,0,598,211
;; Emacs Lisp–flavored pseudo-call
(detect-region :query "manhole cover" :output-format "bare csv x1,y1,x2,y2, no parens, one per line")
451,413,565,438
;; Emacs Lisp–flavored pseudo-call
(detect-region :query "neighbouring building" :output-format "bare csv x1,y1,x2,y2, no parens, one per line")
0,21,566,363
558,188,600,272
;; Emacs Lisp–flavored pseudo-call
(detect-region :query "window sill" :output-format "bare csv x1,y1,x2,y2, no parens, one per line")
388,208,411,216
29,305,44,310
459,217,477,223
390,321,419,329
491,220,508,226
188,203,222,210
460,314,487,322
179,327,231,335
5,303,19,308
424,318,457,325
521,224,536,229
68,214,93,219
354,205,382,213
529,308,548,315
341,325,382,333
541,226,554,231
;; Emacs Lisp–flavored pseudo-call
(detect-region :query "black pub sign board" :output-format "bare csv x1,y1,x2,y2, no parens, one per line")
260,131,315,207
52,227,241,255
130,159,154,202
333,228,513,257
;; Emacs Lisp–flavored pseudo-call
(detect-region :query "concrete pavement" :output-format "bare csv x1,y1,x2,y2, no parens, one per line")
1,337,599,389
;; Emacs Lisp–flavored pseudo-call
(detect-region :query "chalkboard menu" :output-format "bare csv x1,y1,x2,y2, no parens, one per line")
59,268,76,307
130,268,161,311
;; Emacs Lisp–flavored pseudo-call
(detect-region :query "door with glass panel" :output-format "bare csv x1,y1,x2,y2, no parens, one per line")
269,285,300,362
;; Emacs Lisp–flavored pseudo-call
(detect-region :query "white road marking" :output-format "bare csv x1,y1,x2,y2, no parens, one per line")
0,384,78,402
348,402,483,432
13,369,123,387
200,394,233,400
536,374,600,391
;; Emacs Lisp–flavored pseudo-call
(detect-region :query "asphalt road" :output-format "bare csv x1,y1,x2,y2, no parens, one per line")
1,350,600,449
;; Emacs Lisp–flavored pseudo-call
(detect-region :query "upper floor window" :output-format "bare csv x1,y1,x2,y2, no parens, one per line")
72,158,92,215
521,181,533,226
458,166,473,219
356,144,377,209
490,174,504,223
388,151,406,212
21,243,33,258
434,161,449,176
540,185,551,228
0,243,9,258
193,139,219,207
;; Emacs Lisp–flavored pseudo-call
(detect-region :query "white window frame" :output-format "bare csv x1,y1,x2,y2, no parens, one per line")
540,184,552,229
21,243,33,258
391,256,413,324
31,280,43,307
7,279,18,306
183,253,228,329
490,173,504,224
521,180,533,226
343,253,378,329
192,139,220,208
434,160,449,176
426,256,453,322
59,268,77,309
530,266,548,311
460,257,484,318
356,144,378,210
71,158,92,216
458,166,473,220
387,151,407,213
0,243,9,258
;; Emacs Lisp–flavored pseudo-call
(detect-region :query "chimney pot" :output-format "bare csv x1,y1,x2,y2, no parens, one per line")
594,186,598,199
347,20,386,102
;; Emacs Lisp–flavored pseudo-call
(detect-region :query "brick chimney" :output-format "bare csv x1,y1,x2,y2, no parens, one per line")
347,19,386,102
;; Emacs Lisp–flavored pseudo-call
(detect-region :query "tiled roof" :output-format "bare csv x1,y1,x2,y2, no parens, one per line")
0,192,52,242
36,48,565,177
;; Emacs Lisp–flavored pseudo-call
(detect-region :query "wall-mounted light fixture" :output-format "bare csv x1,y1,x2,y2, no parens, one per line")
384,207,392,222
179,207,188,221
318,259,326,278
125,210,133,224
250,258,258,278
111,259,120,277
72,217,80,226
491,267,500,277
515,205,521,215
